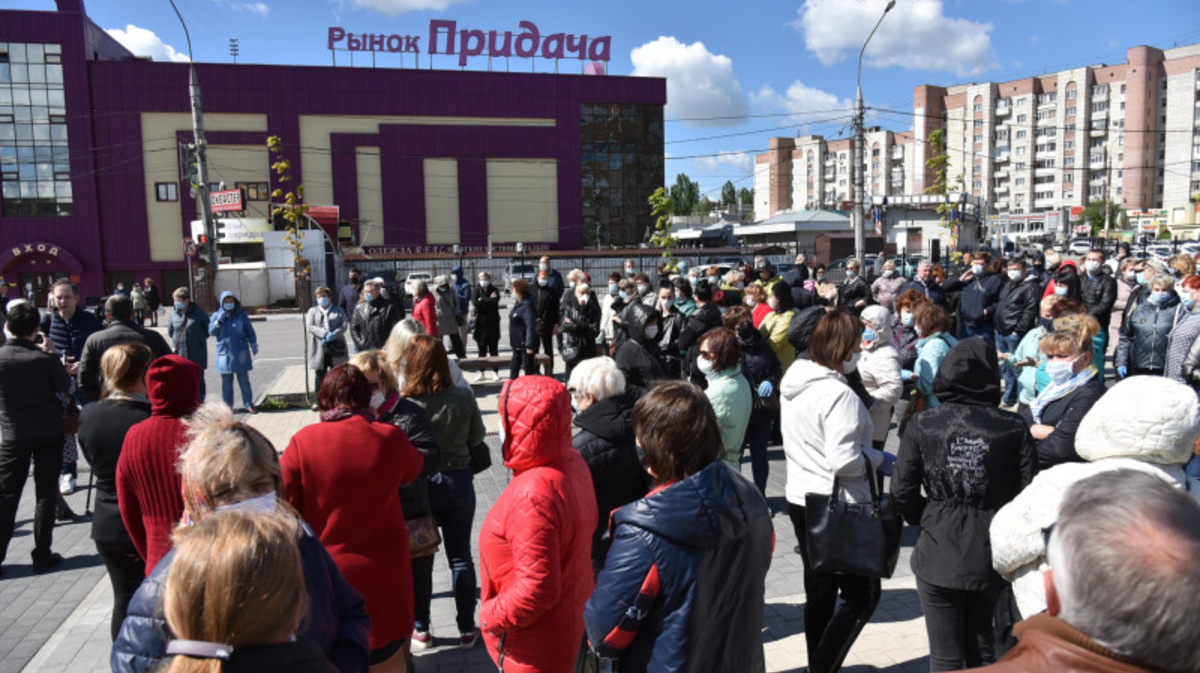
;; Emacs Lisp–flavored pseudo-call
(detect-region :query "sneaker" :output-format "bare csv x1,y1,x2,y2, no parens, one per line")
59,473,75,496
472,370,486,383
458,629,479,650
489,370,501,381
411,629,432,652
32,552,64,575
245,405,257,414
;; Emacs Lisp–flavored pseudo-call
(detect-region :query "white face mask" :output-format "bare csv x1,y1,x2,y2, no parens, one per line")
480,279,491,287
370,392,386,410
883,269,895,278
697,356,716,376
1084,260,1101,274
843,352,861,374
644,324,660,339
578,295,588,305
216,491,277,514
1007,269,1023,282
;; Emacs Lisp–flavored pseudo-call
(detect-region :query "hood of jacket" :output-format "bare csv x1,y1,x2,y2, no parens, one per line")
615,461,760,549
786,306,826,356
932,336,1001,406
1075,376,1200,465
217,291,241,311
781,358,843,401
499,375,573,472
623,301,659,345
860,305,892,343
146,354,201,417
1054,259,1079,280
573,393,635,446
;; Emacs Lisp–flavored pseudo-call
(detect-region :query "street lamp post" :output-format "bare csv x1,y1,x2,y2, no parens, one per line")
853,0,896,265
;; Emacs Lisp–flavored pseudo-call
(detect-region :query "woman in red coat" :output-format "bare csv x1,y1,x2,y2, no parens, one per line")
479,375,598,673
282,364,424,673
411,279,438,337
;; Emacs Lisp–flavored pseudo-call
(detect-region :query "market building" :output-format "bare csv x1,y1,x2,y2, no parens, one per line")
0,0,666,303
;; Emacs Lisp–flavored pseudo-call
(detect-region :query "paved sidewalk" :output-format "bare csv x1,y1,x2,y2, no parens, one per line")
10,362,931,673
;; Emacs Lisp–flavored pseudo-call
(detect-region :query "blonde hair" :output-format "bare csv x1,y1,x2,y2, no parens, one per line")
100,342,153,400
1042,312,1100,358
180,403,281,521
350,350,398,392
163,510,307,673
1039,294,1063,315
383,317,426,377
1171,253,1195,279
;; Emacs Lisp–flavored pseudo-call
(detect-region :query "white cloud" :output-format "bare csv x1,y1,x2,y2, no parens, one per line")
234,2,270,16
795,0,997,77
751,79,851,122
630,36,750,127
106,25,190,62
697,150,754,174
341,0,472,16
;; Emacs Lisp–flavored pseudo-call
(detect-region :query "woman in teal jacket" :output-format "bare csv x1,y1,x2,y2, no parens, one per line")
902,303,957,409
698,328,752,466
998,295,1060,409
209,290,258,412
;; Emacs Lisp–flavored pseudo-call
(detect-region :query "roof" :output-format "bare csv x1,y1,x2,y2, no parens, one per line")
734,210,852,236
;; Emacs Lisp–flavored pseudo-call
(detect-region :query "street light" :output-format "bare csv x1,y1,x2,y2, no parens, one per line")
852,0,896,265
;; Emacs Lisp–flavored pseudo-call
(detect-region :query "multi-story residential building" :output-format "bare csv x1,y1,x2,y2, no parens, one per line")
756,42,1200,225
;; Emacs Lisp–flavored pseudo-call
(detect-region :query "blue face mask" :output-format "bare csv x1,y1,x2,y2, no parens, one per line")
608,283,619,295
1046,357,1079,385
317,296,330,308
862,328,876,343
1183,294,1197,311
222,301,235,312
846,270,857,278
900,311,914,327
363,292,374,303
1148,291,1169,306
173,301,186,312
618,290,629,300
1136,272,1148,286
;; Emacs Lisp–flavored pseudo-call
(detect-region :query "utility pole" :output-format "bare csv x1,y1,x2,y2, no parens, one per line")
229,38,239,64
1103,133,1113,239
853,0,895,264
170,0,218,269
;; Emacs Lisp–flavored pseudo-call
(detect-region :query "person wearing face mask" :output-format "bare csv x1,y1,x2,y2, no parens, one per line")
560,281,602,378
599,274,625,352
891,290,928,373
1120,257,1170,328
858,306,903,452
209,291,258,413
1166,275,1200,394
1079,250,1117,356
1116,275,1185,379
677,279,723,387
901,303,958,411
743,284,772,328
899,261,948,308
780,310,892,673
1026,326,1105,470
1041,259,1082,303
997,296,1062,412
538,255,565,300
534,270,561,376
508,279,539,379
760,281,799,374
77,343,154,640
471,272,502,380
113,403,372,673
433,276,465,359
614,302,668,399
871,260,905,312
696,328,752,468
338,267,364,316
283,364,426,670
995,259,1043,409
1028,253,1049,286
652,282,684,373
672,276,697,316
721,307,781,495
1110,257,1141,355
836,259,874,316
306,287,349,409
166,287,209,401
410,278,437,337
451,265,472,351
622,259,637,278
940,252,1003,348
353,279,403,354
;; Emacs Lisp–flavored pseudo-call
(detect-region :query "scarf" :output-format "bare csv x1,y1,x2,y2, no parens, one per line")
1030,364,1096,424
319,405,375,423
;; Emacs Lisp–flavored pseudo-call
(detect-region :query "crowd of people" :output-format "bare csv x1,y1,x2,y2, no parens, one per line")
0,244,1198,673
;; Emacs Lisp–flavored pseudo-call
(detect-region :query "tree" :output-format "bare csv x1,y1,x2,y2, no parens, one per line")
698,196,715,216
738,187,753,205
648,187,679,262
721,180,737,206
668,173,700,216
1073,200,1122,236
923,128,962,241
267,135,311,305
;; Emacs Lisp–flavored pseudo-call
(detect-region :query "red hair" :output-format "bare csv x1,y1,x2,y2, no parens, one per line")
317,364,372,412
1182,275,1200,292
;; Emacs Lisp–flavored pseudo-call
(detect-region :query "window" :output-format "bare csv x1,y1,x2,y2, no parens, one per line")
973,119,984,128
1065,157,1075,166
1092,102,1108,113
1065,140,1075,149
1017,130,1028,139
1120,84,1126,93
1018,98,1028,108
235,181,269,201
1066,106,1077,117
1015,177,1027,186
972,180,982,189
1,41,72,218
974,134,983,143
1067,89,1078,100
1064,173,1074,184
1015,162,1027,170
974,102,984,112
155,182,178,202
1016,147,1027,156
1017,114,1028,123
1037,110,1055,121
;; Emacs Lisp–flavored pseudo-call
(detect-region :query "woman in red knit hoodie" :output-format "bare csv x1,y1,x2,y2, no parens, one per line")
282,364,424,673
116,355,201,575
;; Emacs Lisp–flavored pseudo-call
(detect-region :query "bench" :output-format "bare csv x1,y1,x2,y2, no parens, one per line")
457,354,550,372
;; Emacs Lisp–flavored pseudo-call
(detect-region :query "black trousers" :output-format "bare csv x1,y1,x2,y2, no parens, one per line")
95,538,146,640
510,349,537,379
445,333,466,359
475,334,499,358
0,435,64,565
916,578,1000,671
789,503,881,673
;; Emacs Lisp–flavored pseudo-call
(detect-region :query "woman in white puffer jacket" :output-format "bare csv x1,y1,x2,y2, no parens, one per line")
990,375,1200,622
857,305,903,450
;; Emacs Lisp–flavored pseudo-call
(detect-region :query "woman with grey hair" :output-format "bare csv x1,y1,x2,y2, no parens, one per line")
568,357,647,568
383,318,472,394
1116,274,1185,378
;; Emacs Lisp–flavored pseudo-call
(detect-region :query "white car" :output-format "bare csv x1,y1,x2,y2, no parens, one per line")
1146,245,1174,261
404,272,432,296
1068,239,1092,256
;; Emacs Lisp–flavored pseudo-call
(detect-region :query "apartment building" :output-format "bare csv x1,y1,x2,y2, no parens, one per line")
756,42,1200,223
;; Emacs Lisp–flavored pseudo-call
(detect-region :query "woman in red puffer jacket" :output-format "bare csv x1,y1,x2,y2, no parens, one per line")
479,376,598,673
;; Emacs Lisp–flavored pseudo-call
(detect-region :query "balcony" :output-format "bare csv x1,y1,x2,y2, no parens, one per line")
994,185,1009,194
996,102,1011,116
1192,145,1200,160
1035,166,1058,177
1035,150,1056,161
1037,96,1057,110
891,147,904,160
1089,155,1106,169
994,151,1011,163
1034,197,1057,209
1090,125,1108,137
1093,107,1108,119
1092,90,1108,103
1089,177,1106,187
994,168,1008,178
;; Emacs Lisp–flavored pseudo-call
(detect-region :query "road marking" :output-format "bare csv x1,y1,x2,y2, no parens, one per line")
250,356,305,363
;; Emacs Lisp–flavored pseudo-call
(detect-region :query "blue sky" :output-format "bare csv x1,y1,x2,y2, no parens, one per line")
12,0,1200,198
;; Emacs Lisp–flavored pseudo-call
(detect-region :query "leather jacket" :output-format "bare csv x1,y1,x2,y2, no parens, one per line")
1080,271,1118,327
995,276,1041,336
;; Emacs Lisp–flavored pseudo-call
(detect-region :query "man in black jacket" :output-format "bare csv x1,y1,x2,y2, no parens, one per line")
349,279,400,352
995,259,1042,408
78,295,171,401
0,301,74,575
1080,249,1117,355
676,279,723,387
941,252,1004,348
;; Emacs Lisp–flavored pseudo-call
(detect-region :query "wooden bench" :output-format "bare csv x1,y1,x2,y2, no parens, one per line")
457,354,550,372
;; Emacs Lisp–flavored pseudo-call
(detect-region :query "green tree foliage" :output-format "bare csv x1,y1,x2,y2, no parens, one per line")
923,129,963,240
721,180,737,206
1073,200,1123,236
267,135,309,266
648,186,679,260
669,173,701,216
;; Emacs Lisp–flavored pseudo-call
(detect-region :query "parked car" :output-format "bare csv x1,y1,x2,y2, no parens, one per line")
502,263,536,293
404,271,432,296
1179,241,1200,256
1146,244,1174,261
1068,239,1093,256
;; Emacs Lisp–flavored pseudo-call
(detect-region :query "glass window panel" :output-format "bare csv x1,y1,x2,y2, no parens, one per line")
32,123,49,141
50,123,66,141
10,65,27,83
45,65,62,84
27,44,43,62
45,54,61,64
55,180,71,199
2,181,16,198
0,86,9,104
47,90,63,107
37,181,54,198
12,88,28,105
1,147,15,165
0,124,12,141
45,44,61,55
31,106,47,123
33,146,50,162
29,89,46,106
19,180,36,197
13,106,29,122
35,163,51,179
9,44,26,63
27,65,45,84
0,65,8,84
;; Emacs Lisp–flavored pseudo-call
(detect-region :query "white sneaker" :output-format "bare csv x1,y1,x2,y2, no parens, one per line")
411,629,433,652
59,473,76,496
489,370,501,381
472,371,486,383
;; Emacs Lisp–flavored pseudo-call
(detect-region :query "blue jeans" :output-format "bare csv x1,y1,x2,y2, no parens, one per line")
742,409,774,495
1186,454,1200,480
961,321,995,350
220,371,253,409
416,469,477,634
997,332,1023,407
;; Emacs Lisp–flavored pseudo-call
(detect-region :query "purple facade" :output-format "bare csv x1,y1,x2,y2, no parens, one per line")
0,0,666,299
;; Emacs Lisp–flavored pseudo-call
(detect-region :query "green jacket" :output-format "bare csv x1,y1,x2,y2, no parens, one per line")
999,326,1046,406
704,367,753,466
407,385,486,472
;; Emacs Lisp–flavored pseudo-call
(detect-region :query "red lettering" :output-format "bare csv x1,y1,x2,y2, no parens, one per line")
404,36,421,53
367,34,386,51
347,33,363,51
386,34,403,52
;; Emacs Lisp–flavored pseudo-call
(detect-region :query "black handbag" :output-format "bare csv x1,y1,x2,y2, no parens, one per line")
804,453,902,579
469,440,493,474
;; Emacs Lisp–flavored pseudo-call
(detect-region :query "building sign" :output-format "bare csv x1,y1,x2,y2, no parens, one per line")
210,189,246,214
191,218,271,244
327,20,612,68
362,243,550,256
8,241,61,259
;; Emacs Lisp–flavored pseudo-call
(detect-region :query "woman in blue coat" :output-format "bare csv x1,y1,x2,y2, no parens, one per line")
209,290,258,412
